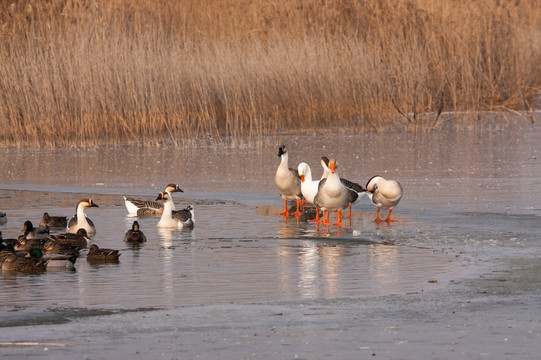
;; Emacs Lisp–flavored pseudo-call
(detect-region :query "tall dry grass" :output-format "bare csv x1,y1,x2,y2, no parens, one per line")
0,0,540,147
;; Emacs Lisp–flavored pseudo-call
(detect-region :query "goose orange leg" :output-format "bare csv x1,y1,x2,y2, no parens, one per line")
277,199,290,217
333,210,347,227
293,199,302,217
307,208,321,223
385,208,397,224
374,208,383,223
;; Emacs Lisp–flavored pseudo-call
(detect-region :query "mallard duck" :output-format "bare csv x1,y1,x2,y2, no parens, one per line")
365,175,403,224
1,249,47,273
274,145,303,218
87,244,121,262
27,248,76,271
47,228,90,250
67,199,99,235
0,244,17,266
43,239,80,258
156,192,194,229
21,220,49,240
124,184,184,216
313,159,359,226
124,221,147,242
39,212,68,228
14,236,45,251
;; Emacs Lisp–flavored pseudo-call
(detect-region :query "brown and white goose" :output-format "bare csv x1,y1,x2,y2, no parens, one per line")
365,175,403,224
274,145,303,218
156,192,194,229
313,159,358,226
67,199,99,236
124,184,184,216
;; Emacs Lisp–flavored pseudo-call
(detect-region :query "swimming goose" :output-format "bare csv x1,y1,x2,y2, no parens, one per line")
365,175,403,224
274,145,303,218
297,162,322,222
156,192,195,229
39,212,68,228
320,156,366,218
313,159,358,226
67,199,99,236
124,221,147,242
21,220,49,240
124,184,184,216
87,244,121,263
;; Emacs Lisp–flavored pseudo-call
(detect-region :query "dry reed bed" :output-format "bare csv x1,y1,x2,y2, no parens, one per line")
0,0,540,147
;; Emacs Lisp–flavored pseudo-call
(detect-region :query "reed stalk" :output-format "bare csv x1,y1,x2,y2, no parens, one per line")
1,0,540,147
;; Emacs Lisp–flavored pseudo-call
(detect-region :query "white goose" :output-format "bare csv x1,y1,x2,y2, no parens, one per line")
124,184,183,216
274,145,303,218
297,162,322,222
365,175,403,224
320,156,366,218
313,158,358,226
156,192,194,229
67,199,99,236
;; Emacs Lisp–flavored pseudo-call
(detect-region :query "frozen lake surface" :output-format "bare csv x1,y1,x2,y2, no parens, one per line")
1,118,540,359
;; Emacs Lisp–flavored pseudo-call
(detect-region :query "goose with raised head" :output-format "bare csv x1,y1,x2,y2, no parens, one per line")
274,145,303,218
320,156,367,218
156,192,194,229
124,184,183,216
365,175,403,224
313,158,358,226
67,199,99,236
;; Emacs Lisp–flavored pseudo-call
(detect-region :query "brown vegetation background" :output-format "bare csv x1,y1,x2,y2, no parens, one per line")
1,0,540,147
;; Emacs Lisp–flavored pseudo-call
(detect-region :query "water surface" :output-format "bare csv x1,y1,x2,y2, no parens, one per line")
1,119,540,358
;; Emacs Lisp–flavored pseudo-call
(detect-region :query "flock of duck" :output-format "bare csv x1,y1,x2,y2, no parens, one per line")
274,145,403,226
0,144,402,274
0,183,195,274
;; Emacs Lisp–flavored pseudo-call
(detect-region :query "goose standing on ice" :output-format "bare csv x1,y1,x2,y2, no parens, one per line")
67,199,99,236
365,175,403,224
313,158,358,226
156,192,194,229
274,145,303,218
320,156,366,218
124,184,183,216
297,162,322,222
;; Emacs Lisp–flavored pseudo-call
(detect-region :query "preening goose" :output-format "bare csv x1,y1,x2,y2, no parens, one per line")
365,175,403,224
297,162,322,222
